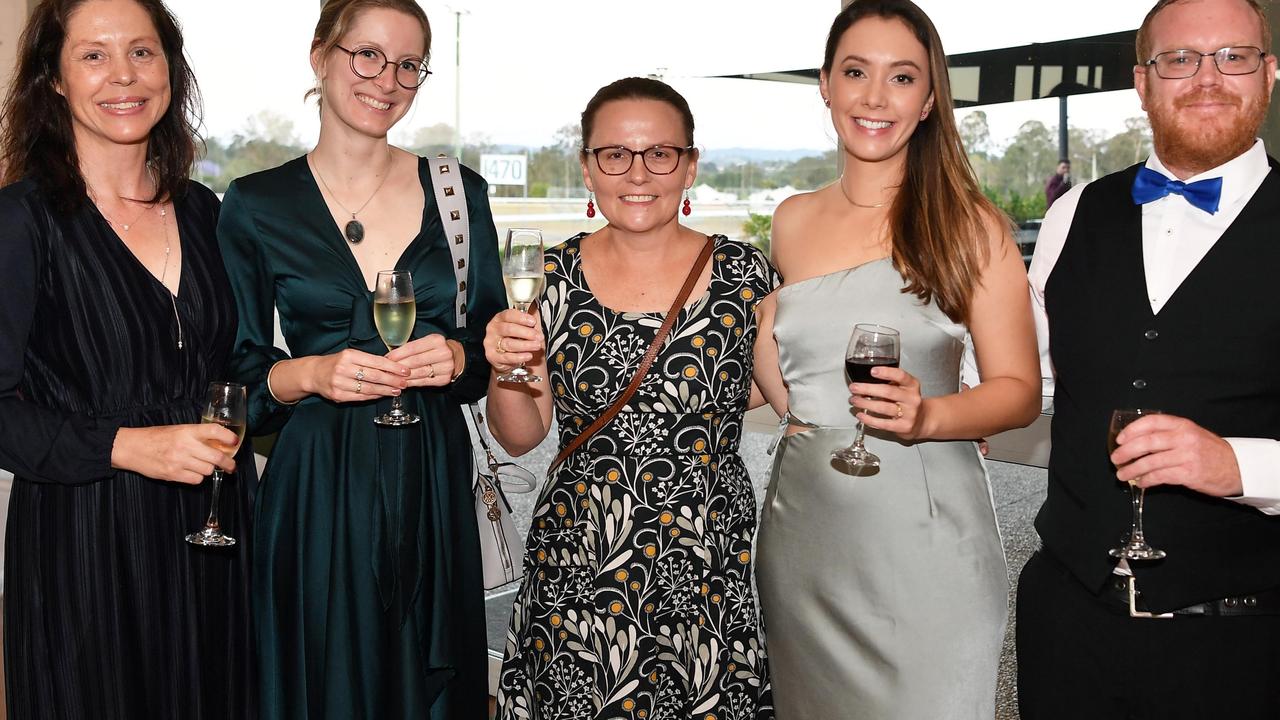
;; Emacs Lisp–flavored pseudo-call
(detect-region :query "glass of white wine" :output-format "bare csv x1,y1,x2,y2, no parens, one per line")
373,269,420,426
497,228,545,384
186,381,246,547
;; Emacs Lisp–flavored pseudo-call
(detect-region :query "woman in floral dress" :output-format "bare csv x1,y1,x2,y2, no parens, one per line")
484,77,776,720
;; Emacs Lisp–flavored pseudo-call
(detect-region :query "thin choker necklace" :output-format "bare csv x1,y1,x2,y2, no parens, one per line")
310,151,394,244
838,177,899,209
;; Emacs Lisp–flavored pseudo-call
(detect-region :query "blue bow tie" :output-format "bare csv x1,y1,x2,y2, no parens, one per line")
1131,166,1222,214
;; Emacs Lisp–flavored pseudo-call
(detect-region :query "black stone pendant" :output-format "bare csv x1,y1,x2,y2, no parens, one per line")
344,219,365,244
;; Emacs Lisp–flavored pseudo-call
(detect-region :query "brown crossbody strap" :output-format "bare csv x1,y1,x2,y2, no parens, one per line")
548,235,716,473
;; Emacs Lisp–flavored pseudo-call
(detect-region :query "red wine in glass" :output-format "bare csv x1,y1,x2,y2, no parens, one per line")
845,356,899,385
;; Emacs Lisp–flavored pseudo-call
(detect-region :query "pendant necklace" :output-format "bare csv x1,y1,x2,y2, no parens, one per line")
156,203,184,350
310,151,394,244
838,176,899,209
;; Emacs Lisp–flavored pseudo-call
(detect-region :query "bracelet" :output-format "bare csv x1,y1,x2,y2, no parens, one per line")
266,360,300,406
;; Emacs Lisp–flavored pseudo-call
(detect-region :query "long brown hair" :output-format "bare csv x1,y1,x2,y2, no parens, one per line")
306,0,432,107
0,0,202,207
824,0,1006,322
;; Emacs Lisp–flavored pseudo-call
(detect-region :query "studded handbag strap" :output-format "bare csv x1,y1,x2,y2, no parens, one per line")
429,154,470,329
547,234,716,474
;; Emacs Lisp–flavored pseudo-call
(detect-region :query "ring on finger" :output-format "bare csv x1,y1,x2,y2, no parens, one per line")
896,402,903,419
355,379,363,394
497,337,506,353
427,363,436,379
355,368,365,382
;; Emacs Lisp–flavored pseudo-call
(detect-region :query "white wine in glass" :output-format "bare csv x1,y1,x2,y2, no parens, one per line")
498,228,545,384
186,381,246,547
373,270,420,426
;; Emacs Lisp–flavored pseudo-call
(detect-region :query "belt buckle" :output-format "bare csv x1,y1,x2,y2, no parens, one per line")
1128,576,1174,619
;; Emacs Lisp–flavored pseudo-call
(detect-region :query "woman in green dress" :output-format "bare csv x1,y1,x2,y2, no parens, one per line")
217,1,503,717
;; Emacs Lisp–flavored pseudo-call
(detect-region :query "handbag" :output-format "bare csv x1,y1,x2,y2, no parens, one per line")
429,155,534,590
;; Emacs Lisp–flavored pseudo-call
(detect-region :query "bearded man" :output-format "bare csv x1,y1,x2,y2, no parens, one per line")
1016,1,1280,717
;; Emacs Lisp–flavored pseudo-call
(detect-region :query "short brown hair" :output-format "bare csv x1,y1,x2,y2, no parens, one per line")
580,77,696,150
1136,0,1271,63
306,0,432,104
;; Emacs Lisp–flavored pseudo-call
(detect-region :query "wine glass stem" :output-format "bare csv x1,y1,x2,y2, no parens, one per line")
851,418,867,452
1130,485,1147,545
205,470,224,531
390,395,404,415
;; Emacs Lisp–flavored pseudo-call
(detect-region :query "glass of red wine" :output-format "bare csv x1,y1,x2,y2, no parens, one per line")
831,323,900,472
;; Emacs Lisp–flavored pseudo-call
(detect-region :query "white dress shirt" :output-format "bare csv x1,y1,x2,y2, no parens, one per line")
1029,139,1280,515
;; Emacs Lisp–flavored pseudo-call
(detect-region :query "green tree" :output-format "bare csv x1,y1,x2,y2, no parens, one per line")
742,212,772,255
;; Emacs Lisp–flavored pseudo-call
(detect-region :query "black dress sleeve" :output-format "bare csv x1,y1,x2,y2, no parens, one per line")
444,169,505,405
0,185,121,484
217,181,295,435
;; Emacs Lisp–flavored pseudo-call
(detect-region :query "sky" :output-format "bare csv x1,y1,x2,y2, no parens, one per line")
167,0,1153,154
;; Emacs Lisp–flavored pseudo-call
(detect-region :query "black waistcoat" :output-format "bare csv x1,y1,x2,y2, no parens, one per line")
1039,160,1280,612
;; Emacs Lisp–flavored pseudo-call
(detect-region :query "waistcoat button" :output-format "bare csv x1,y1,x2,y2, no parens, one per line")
1144,329,1159,340
1132,379,1148,390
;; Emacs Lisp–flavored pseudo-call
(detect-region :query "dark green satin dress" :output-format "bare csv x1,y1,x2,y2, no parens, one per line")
217,155,504,720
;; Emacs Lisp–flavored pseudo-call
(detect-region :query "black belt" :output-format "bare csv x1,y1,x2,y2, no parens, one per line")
1103,575,1280,618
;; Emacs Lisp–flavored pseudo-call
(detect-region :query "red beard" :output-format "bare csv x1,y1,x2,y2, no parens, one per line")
1148,86,1269,175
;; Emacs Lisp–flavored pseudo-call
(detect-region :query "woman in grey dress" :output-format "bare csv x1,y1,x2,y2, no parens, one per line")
751,1,1041,718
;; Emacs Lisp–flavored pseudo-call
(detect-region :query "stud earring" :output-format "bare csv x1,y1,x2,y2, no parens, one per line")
586,191,596,218
824,97,831,108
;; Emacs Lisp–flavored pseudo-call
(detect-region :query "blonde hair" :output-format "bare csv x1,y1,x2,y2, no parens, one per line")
305,0,432,105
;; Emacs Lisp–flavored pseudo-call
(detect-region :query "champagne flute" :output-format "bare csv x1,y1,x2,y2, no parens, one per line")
831,324,901,472
1108,408,1166,560
186,381,246,547
373,270,420,426
497,228,545,384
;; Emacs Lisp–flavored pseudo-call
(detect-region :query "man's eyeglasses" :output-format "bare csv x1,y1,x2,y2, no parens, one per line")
1145,46,1267,79
335,44,431,89
583,145,695,176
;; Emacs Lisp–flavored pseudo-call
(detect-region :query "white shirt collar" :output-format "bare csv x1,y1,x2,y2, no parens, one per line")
1145,139,1271,210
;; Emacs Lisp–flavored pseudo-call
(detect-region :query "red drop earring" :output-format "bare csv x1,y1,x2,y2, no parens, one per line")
586,192,596,218
682,191,691,217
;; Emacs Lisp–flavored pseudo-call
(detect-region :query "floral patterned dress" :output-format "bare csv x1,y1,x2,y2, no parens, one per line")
497,233,777,720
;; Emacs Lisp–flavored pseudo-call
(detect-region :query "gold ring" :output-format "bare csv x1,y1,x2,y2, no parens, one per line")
355,368,365,382
355,380,363,394
896,403,903,419
427,364,436,378
497,337,506,353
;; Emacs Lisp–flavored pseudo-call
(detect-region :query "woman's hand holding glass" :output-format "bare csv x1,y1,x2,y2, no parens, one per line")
386,334,462,387
304,348,410,403
111,424,239,485
484,309,544,376
849,365,928,440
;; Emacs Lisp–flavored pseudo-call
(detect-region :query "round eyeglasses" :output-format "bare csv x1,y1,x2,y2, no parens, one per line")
335,44,431,89
1145,46,1267,79
584,145,695,176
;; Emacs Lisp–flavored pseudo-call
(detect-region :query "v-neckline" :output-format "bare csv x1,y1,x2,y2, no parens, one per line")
95,197,185,301
301,154,431,293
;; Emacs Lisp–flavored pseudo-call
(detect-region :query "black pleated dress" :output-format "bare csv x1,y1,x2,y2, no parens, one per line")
0,178,256,719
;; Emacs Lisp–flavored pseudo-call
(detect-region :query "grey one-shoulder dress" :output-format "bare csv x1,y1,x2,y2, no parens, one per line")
756,259,1008,719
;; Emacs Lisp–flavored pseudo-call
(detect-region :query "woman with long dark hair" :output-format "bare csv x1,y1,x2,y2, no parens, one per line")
217,0,504,717
752,1,1040,717
0,0,255,716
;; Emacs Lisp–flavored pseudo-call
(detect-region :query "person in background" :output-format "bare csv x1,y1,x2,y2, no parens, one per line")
1045,158,1072,208
217,0,503,717
0,0,255,716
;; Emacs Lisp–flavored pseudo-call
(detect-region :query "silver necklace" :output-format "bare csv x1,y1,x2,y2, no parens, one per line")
837,177,899,209
310,152,394,244
157,203,183,350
